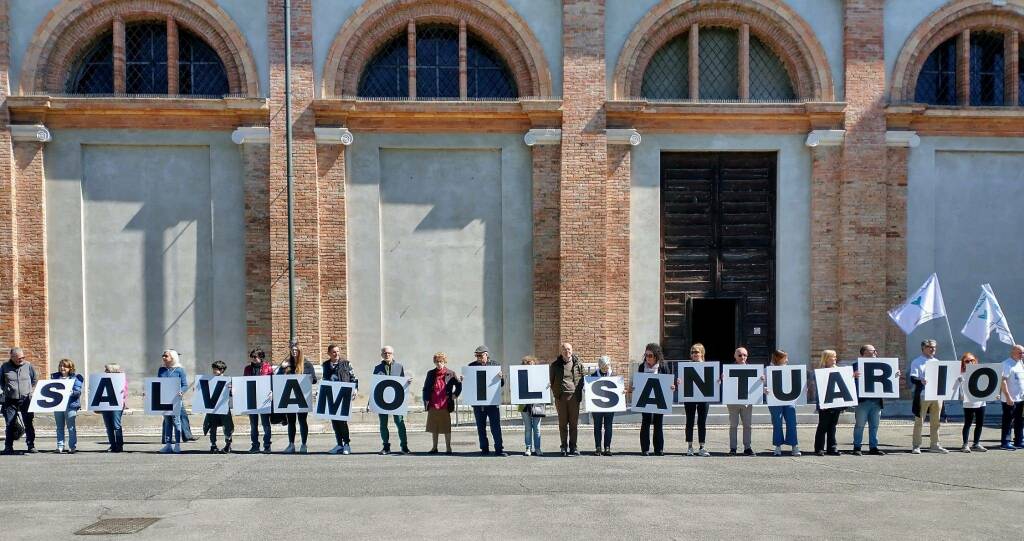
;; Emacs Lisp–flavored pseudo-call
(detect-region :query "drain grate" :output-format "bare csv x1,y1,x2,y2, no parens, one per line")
75,518,160,535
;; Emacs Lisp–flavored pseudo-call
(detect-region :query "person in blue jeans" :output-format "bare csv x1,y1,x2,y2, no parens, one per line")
851,344,895,456
158,349,188,454
52,358,84,453
766,349,800,457
469,345,507,456
517,356,543,456
591,356,615,456
100,363,127,453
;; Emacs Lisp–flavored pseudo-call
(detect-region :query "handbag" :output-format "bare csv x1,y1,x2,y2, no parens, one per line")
9,408,25,440
529,403,547,417
270,412,288,425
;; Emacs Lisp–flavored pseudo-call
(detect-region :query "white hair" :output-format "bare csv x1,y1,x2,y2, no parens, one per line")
164,349,181,367
598,355,612,367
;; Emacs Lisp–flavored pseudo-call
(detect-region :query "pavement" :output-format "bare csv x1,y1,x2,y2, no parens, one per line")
2,422,1022,540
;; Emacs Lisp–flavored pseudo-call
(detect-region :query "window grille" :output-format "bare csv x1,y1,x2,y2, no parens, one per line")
357,33,409,98
698,27,738,100
969,31,1004,106
415,25,460,98
915,36,958,105
124,22,168,94
179,29,229,96
466,34,516,98
749,36,794,101
641,34,689,100
66,31,114,94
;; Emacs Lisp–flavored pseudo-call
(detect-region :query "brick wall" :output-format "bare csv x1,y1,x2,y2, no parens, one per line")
884,146,908,361
0,0,15,351
316,144,348,358
809,145,842,362
12,141,47,372
532,144,560,361
242,143,272,353
267,0,321,363
559,0,609,362
605,145,630,373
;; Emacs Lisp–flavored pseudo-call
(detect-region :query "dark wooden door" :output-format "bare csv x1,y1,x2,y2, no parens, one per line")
661,152,775,362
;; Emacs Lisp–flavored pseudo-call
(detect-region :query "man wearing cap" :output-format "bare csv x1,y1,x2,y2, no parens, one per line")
908,339,947,454
469,345,507,456
549,343,584,456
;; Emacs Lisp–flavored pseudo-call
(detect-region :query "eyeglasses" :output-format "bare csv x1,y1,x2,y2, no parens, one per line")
644,353,655,358
737,353,748,357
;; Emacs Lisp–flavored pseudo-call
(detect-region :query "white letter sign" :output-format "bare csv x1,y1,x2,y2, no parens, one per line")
192,375,231,415
510,365,550,405
583,376,626,413
272,375,313,413
369,375,410,415
314,381,356,421
962,363,1002,403
722,364,764,405
924,360,961,401
144,377,181,416
630,373,673,414
88,373,126,412
815,366,858,409
857,358,900,399
766,365,806,406
678,362,720,403
28,379,75,413
231,376,272,414
461,365,502,406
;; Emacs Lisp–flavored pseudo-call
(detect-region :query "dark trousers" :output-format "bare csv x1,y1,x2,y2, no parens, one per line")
101,410,124,451
592,412,614,450
331,420,350,445
814,408,842,452
3,399,35,450
286,412,309,445
640,413,664,453
473,405,503,452
1001,402,1024,446
962,405,985,446
684,402,709,445
249,414,272,447
206,414,233,446
554,394,580,450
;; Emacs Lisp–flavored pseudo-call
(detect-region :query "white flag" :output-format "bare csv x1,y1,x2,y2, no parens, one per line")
961,284,1014,351
888,273,947,335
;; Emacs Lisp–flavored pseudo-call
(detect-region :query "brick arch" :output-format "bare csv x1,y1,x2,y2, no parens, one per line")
890,0,1024,103
613,0,833,101
322,0,552,98
19,0,259,95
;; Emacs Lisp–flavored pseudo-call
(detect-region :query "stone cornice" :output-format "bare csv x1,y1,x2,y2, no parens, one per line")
6,95,268,130
9,124,52,143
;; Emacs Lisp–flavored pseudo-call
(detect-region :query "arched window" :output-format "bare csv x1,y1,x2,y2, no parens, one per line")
913,30,1023,106
357,22,517,99
640,25,795,101
66,20,229,96
66,31,114,94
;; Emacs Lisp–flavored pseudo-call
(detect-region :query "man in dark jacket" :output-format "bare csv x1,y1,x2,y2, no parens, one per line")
323,344,358,454
2,347,38,454
469,345,507,456
549,343,585,456
373,346,411,455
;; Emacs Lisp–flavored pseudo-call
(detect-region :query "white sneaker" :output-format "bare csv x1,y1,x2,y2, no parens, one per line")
56,446,64,454
791,446,801,457
911,447,922,454
686,446,694,456
328,445,343,455
773,445,782,456
159,443,173,454
971,443,987,452
960,444,971,453
929,444,948,454
524,448,532,456
299,444,307,454
698,447,710,457
172,443,181,454
283,444,295,454
342,444,351,455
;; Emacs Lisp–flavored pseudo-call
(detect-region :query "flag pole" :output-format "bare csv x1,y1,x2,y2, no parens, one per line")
943,316,960,360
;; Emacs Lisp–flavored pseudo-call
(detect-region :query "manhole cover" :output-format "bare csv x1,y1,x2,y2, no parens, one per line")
75,518,160,535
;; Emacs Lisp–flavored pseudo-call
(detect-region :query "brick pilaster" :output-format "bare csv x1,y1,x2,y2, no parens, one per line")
560,0,608,360
532,144,560,360
167,17,179,95
884,146,908,361
113,16,125,94
0,0,15,349
268,0,320,361
839,0,888,358
242,143,272,352
809,143,842,360
316,144,348,358
606,145,630,372
12,141,47,371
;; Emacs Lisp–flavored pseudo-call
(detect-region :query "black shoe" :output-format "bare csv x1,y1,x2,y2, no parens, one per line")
445,449,453,455
815,450,825,456
569,448,579,457
603,449,612,456
560,447,568,457
743,448,754,456
210,445,219,453
26,446,37,454
249,444,260,454
380,446,391,456
1,448,14,455
401,446,411,454
593,449,603,456
729,449,737,456
534,450,543,456
428,448,438,454
868,448,886,456
262,445,271,454
654,451,664,456
494,450,508,457
641,450,651,456
852,449,863,456
222,443,231,454
827,450,842,456
480,449,490,456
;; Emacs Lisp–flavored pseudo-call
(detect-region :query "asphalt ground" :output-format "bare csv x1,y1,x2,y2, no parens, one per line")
2,422,1022,540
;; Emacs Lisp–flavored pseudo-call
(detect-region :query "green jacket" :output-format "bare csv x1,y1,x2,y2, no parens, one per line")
549,355,585,401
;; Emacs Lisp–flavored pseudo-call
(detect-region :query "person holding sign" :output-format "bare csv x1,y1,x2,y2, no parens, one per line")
322,344,357,455
766,350,800,457
726,347,755,456
99,364,128,453
1000,344,1024,450
955,353,986,453
590,356,615,456
1,347,38,454
550,343,585,457
637,343,673,456
277,344,317,454
51,358,84,454
469,345,507,457
202,361,234,453
244,348,274,453
157,350,188,454
682,343,711,457
813,350,843,456
909,339,946,454
851,344,895,456
422,352,462,455
374,346,412,455
518,356,546,456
